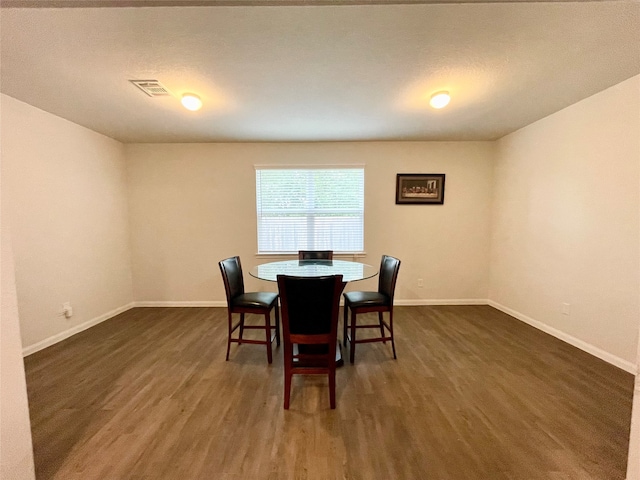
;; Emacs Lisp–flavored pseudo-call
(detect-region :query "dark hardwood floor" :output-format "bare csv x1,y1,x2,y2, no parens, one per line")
24,305,634,479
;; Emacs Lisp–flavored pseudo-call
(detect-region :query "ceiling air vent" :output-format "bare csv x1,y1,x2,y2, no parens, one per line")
129,80,171,97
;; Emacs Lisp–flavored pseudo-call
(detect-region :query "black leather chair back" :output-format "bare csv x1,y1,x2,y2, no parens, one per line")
278,275,344,336
378,255,401,302
298,250,334,260
219,256,245,303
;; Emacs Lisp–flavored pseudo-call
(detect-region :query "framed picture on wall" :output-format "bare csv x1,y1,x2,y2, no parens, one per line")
395,173,446,204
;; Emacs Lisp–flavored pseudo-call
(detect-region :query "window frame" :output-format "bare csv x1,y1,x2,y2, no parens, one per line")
254,164,365,255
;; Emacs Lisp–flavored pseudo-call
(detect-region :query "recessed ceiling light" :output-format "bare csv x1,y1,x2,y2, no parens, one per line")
181,93,202,111
429,91,450,109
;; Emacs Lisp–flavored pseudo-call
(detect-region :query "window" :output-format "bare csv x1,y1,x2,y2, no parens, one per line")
255,166,364,254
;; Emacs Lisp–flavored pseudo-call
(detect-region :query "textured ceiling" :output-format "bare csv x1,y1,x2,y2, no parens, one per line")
1,1,638,143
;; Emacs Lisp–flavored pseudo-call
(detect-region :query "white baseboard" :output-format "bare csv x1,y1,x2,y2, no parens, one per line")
22,302,135,357
133,301,226,308
137,299,488,308
395,299,489,306
488,300,637,375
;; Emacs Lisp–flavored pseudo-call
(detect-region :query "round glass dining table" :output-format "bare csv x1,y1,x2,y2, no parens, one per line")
249,259,377,367
249,259,378,282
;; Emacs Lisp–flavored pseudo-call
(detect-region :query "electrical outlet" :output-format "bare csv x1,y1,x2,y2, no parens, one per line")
417,278,424,288
62,302,73,318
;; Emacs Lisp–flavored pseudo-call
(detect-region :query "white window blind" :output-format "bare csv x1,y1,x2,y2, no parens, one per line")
256,166,364,253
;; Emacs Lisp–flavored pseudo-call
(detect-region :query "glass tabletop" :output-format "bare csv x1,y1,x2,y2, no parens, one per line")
249,259,378,282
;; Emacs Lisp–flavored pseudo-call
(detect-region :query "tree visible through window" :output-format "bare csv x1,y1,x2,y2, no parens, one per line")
255,167,364,253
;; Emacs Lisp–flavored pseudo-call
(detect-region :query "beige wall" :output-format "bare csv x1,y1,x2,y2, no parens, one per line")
1,95,134,352
1,191,35,478
3,78,637,366
628,162,640,479
125,141,494,304
489,76,640,370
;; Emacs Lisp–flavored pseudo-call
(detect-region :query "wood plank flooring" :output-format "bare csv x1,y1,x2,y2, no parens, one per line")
24,305,634,479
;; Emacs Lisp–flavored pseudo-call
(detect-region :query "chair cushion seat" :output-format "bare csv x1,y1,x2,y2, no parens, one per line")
344,291,389,308
232,292,278,309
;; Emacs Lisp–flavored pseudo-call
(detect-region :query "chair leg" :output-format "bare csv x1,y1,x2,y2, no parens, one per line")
378,312,386,344
329,368,336,409
349,310,356,364
225,311,233,361
274,302,281,347
284,366,292,409
343,305,348,347
238,313,245,345
389,312,397,359
265,312,273,364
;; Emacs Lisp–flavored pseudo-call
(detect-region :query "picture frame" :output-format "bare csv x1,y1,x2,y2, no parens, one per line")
395,173,446,205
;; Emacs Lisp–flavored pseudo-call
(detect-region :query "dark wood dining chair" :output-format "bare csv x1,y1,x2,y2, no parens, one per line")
298,250,334,260
277,274,345,409
218,256,280,364
343,255,401,363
